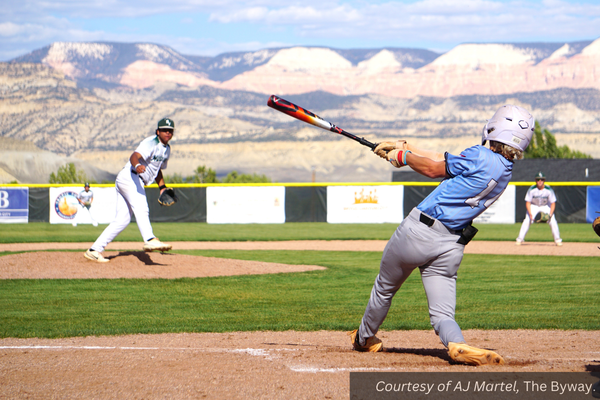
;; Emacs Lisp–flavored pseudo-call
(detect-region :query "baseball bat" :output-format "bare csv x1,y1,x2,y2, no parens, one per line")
267,95,377,150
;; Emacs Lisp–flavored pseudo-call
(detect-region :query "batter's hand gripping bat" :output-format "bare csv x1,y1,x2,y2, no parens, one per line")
267,95,377,150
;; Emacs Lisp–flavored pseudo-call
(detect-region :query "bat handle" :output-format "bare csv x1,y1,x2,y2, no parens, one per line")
360,138,377,150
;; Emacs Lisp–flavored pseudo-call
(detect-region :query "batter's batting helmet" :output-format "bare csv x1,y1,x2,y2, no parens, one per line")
482,105,534,152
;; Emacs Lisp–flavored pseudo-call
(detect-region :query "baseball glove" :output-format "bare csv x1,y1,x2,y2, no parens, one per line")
593,216,600,237
533,212,550,223
158,187,178,206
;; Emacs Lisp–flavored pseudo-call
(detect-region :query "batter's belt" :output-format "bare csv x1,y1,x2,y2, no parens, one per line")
415,209,478,245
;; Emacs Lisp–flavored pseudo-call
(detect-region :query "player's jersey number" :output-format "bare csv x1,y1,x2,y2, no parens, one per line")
465,179,504,209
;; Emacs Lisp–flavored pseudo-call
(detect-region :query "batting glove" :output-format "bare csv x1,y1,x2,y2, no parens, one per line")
387,149,412,168
373,140,407,159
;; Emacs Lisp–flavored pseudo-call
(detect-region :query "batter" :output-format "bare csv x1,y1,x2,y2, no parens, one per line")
349,105,535,366
516,171,562,246
75,183,98,227
84,118,175,262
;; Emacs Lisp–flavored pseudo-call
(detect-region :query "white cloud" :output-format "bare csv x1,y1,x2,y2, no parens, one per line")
1,0,599,61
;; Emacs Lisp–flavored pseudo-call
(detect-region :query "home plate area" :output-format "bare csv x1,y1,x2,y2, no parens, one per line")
1,330,598,399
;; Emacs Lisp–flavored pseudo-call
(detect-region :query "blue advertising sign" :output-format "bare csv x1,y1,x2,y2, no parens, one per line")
0,187,29,223
586,186,600,223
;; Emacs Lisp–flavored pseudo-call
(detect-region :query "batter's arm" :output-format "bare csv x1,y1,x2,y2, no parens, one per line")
405,144,445,162
373,141,445,161
130,152,146,174
405,152,448,179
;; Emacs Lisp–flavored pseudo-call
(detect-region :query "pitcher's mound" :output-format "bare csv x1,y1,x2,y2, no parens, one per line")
0,251,326,279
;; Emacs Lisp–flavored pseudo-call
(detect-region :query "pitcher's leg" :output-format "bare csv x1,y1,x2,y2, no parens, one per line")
91,193,131,252
119,172,155,242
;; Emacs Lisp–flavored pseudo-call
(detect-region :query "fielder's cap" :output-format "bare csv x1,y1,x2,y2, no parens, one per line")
535,172,546,180
157,117,175,130
84,182,90,187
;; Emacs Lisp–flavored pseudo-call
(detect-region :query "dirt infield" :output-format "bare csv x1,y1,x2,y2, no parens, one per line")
2,239,599,256
1,241,599,399
2,330,599,399
0,251,325,279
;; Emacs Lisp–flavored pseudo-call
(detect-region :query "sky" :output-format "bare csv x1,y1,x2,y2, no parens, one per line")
2,0,600,61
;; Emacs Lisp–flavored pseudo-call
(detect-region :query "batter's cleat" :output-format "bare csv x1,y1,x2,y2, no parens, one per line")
555,240,563,246
447,342,504,366
515,239,523,246
143,238,172,252
84,249,109,263
348,329,383,352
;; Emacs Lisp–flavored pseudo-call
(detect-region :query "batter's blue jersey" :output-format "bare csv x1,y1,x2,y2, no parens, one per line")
417,145,513,231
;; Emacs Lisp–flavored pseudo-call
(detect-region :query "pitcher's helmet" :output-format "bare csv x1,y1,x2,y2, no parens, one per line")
482,105,534,152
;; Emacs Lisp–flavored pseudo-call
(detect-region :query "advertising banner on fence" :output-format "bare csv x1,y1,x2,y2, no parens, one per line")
473,184,516,224
327,185,404,223
0,187,29,223
49,186,117,224
586,186,600,223
207,186,286,224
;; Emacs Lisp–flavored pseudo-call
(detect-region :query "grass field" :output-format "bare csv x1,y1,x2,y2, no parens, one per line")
1,222,599,339
1,222,599,243
0,248,598,338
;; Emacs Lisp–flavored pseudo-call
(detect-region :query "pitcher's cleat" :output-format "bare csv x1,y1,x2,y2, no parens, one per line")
515,239,523,246
143,238,172,252
84,249,109,263
348,329,383,352
448,342,504,366
555,240,563,246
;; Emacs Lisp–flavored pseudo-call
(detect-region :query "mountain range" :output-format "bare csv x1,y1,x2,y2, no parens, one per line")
2,39,600,183
11,39,600,98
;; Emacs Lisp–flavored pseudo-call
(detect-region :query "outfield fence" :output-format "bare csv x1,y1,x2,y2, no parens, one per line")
1,182,599,224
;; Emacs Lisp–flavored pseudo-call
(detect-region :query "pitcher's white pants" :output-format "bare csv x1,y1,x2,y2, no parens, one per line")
517,204,561,243
91,169,155,252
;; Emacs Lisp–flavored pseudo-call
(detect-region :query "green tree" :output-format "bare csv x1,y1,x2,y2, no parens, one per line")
49,163,88,184
221,170,272,183
166,166,271,184
164,173,185,183
189,165,218,183
524,122,591,159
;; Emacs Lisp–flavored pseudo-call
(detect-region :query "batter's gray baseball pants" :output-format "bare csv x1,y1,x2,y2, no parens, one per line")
358,207,467,347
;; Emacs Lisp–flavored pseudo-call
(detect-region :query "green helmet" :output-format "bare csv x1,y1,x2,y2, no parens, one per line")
535,172,546,180
157,117,175,130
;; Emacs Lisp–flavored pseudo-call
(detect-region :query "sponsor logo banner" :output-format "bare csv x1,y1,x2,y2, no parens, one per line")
49,187,117,224
586,186,600,223
0,187,29,223
327,185,404,223
474,184,516,224
207,186,285,224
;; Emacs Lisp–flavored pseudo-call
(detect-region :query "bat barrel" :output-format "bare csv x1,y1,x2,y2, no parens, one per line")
268,94,377,150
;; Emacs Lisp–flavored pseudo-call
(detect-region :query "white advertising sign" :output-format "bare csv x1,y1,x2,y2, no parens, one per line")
207,186,286,224
473,184,516,224
327,185,404,223
50,187,117,224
